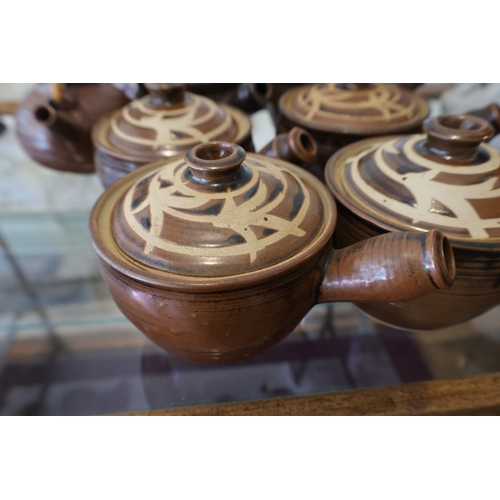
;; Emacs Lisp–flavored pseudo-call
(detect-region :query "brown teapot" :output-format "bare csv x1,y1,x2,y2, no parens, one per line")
92,83,318,188
89,141,455,364
276,83,430,182
326,114,500,330
15,83,130,174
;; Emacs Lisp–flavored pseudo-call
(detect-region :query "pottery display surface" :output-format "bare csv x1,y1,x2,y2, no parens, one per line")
93,84,254,188
4,83,500,415
326,114,500,330
90,141,454,364
277,83,430,181
15,83,130,174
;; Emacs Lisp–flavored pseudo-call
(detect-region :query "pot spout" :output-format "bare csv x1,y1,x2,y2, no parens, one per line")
259,126,318,168
318,229,455,304
34,102,80,142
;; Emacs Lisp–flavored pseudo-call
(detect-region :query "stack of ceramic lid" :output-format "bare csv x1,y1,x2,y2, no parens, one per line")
92,83,254,188
277,83,429,181
325,114,500,330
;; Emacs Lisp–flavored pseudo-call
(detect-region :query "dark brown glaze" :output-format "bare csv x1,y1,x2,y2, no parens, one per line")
186,83,239,100
396,84,422,91
227,83,273,114
15,83,130,174
266,84,304,126
466,102,500,135
318,229,454,303
276,83,430,182
325,114,500,330
187,84,273,114
89,142,454,364
93,84,254,188
259,126,319,175
333,208,500,330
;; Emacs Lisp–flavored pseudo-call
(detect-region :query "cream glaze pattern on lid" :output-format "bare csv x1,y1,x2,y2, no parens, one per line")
100,88,251,160
328,129,500,245
111,93,232,148
281,83,429,134
112,144,325,277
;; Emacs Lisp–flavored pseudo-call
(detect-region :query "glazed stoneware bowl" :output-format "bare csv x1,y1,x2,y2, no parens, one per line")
89,141,455,364
326,114,500,330
276,83,430,182
15,83,130,173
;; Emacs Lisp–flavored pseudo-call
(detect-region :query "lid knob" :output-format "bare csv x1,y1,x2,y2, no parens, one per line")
144,83,186,104
423,114,495,160
185,142,246,183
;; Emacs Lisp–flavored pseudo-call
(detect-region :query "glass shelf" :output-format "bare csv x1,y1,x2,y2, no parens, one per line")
2,84,500,415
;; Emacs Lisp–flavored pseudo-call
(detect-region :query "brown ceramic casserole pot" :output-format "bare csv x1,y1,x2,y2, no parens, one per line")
89,141,455,364
92,83,255,188
15,83,130,173
326,114,500,330
276,83,430,182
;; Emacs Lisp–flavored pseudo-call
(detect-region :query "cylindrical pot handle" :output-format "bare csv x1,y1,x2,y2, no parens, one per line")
318,229,455,304
259,127,318,167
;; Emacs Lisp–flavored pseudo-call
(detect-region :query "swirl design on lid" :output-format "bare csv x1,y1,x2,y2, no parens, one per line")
111,94,234,148
120,156,313,268
344,135,500,240
282,83,428,133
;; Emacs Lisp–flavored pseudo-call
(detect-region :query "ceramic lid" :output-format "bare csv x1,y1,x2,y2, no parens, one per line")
98,142,333,279
279,83,429,135
92,84,252,163
326,114,500,250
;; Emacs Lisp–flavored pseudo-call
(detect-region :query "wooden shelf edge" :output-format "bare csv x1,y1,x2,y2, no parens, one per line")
0,101,19,116
118,372,500,416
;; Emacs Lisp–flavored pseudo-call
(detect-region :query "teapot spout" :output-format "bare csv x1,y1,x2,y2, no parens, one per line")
34,103,80,142
318,229,455,304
